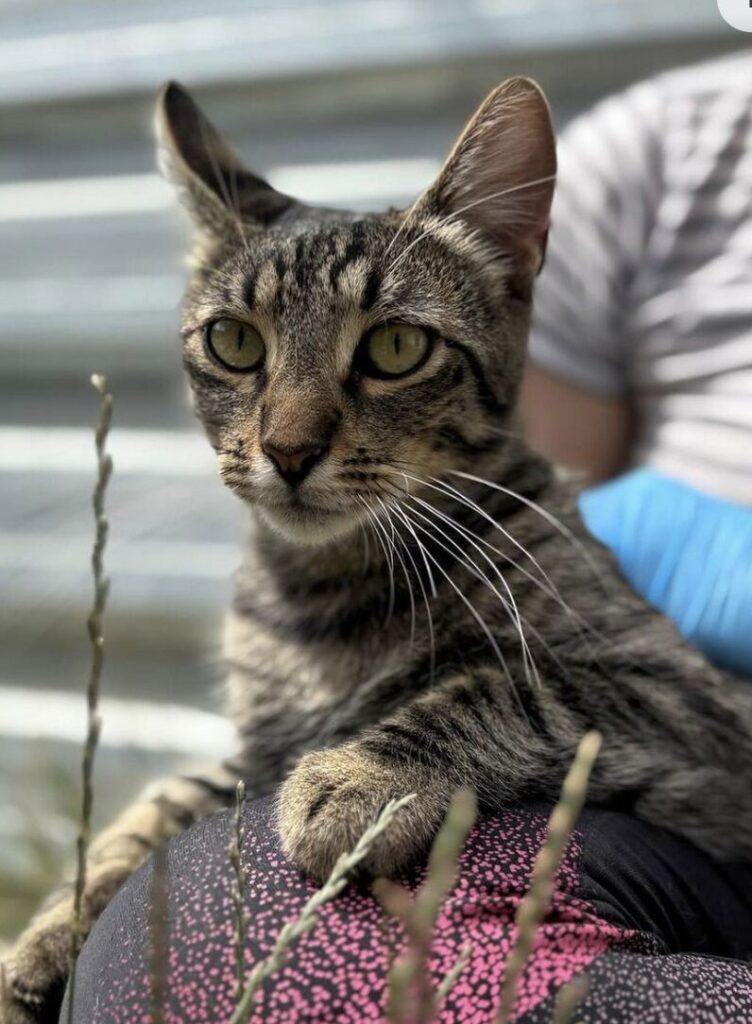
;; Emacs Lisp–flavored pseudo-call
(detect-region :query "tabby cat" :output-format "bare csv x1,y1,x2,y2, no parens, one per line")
5,77,752,1023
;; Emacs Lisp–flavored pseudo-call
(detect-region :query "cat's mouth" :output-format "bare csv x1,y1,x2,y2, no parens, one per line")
266,493,337,515
257,493,361,545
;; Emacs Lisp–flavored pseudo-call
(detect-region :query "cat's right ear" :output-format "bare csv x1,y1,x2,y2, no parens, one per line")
411,77,556,275
155,81,297,237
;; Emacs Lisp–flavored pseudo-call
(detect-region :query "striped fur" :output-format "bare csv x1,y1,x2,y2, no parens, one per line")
4,77,752,1023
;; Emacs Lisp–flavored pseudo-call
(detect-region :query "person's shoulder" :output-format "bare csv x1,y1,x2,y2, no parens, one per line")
653,49,752,101
571,50,752,152
590,50,752,121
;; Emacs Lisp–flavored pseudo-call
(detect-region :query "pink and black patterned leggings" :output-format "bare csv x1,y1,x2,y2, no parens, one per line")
63,800,752,1023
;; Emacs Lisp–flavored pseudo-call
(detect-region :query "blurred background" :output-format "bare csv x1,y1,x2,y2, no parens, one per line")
0,0,742,939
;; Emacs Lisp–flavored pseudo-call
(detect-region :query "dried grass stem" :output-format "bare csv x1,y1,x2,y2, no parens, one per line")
66,374,113,1024
495,731,602,1024
228,793,416,1024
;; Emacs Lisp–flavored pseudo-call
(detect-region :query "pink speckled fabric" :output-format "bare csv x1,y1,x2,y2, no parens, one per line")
63,801,752,1023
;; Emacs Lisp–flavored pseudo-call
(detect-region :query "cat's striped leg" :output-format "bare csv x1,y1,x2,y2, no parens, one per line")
280,653,752,883
277,669,550,882
2,761,244,1024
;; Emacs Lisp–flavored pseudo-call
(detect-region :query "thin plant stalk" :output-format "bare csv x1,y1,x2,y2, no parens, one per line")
228,794,415,1024
380,788,477,1024
495,731,602,1024
552,974,589,1024
436,941,472,1003
378,906,402,987
373,874,414,992
67,374,113,1024
229,780,248,1001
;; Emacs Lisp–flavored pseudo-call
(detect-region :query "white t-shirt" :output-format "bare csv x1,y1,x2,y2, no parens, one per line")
529,51,752,506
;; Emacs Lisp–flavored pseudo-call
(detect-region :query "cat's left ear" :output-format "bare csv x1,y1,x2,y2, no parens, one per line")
416,77,556,273
155,81,298,236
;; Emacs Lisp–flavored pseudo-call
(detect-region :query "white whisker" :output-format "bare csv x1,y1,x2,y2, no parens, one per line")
403,491,541,692
358,521,371,574
389,468,586,630
390,501,532,722
392,491,539,696
358,498,396,624
381,466,605,663
403,491,579,678
450,470,608,590
424,473,599,645
374,496,417,649
375,495,437,684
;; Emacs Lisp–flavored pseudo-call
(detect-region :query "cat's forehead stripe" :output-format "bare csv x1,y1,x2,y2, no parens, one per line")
239,227,385,315
253,260,282,310
360,267,382,311
329,230,367,292
243,269,258,310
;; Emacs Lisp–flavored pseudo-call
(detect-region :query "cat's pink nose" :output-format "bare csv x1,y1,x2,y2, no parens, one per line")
262,442,327,486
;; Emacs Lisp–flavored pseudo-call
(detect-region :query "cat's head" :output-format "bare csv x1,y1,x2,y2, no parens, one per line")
156,78,555,546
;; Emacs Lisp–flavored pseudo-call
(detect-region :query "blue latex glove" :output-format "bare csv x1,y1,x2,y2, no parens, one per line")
579,468,752,677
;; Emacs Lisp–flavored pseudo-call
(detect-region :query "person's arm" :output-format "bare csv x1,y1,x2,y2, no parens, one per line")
522,80,661,478
580,469,752,678
520,361,632,482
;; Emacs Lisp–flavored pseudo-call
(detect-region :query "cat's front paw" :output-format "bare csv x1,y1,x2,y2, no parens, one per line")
278,745,447,881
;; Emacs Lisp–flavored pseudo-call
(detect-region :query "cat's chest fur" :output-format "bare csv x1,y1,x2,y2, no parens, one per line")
222,491,570,751
223,595,423,791
221,537,427,757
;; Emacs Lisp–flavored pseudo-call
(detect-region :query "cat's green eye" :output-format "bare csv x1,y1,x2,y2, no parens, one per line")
361,323,431,379
206,318,265,372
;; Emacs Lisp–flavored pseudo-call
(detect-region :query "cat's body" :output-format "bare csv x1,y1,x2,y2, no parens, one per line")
4,78,752,1023
233,451,752,877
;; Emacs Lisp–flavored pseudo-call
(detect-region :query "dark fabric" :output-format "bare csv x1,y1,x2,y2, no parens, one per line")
61,800,752,1023
574,806,752,959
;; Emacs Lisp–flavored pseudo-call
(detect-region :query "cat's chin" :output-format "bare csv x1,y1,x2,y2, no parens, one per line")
256,502,360,547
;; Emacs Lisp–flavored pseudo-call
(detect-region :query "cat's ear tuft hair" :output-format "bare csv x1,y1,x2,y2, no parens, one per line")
418,77,556,273
155,81,297,236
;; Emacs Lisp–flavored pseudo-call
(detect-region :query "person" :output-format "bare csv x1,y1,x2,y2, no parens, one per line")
523,49,752,677
63,799,752,1023
63,53,752,1023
